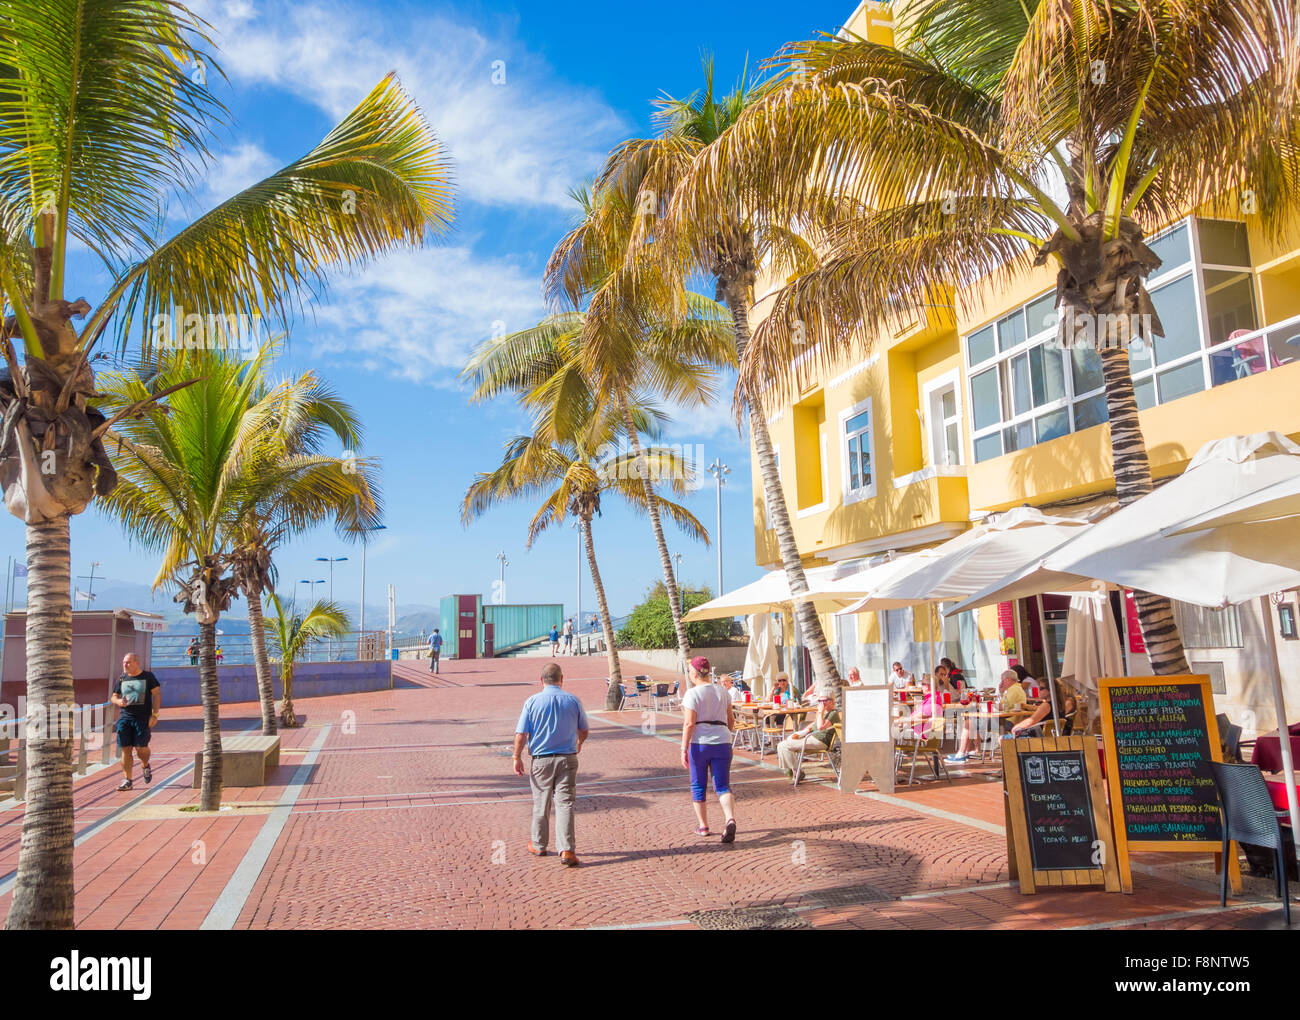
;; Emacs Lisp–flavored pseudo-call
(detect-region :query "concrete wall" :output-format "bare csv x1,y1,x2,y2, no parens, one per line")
151,659,392,707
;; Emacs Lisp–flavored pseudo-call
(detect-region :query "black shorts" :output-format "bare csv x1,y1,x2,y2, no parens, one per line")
116,715,151,748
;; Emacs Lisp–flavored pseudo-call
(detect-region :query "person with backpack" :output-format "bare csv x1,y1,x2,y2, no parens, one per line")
111,652,161,791
428,628,443,674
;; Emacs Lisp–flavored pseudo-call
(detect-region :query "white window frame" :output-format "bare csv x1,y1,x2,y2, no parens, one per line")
921,370,965,469
838,396,877,506
962,216,1262,466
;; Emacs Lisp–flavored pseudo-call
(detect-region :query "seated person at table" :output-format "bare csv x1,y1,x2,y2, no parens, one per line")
931,664,955,697
777,695,840,779
1011,663,1037,694
941,657,967,691
945,670,1025,764
846,667,861,687
890,662,914,689
720,674,744,704
894,686,945,742
1008,688,1077,737
770,673,794,724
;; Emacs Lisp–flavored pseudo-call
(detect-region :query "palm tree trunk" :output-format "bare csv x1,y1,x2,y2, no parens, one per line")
198,619,223,810
246,590,277,736
720,273,842,696
1098,336,1190,676
583,515,624,710
281,662,298,729
621,401,691,673
4,517,75,930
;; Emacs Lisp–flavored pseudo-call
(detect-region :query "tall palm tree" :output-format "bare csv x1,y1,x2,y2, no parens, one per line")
464,222,734,674
98,345,374,811
588,60,843,694
263,595,350,729
672,0,1300,675
228,378,381,736
0,2,451,930
462,411,705,709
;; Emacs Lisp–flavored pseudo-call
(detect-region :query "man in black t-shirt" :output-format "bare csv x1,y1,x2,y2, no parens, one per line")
111,653,161,792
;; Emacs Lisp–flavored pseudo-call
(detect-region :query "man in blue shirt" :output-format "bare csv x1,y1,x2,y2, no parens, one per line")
427,629,442,674
513,663,589,866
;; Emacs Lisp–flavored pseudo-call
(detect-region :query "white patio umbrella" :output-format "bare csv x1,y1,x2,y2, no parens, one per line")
1163,472,1300,533
681,565,840,621
839,506,1093,718
1060,591,1125,731
954,433,1300,853
742,612,779,697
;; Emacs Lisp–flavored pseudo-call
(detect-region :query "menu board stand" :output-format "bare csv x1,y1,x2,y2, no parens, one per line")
838,685,895,795
1099,675,1241,894
1002,735,1120,893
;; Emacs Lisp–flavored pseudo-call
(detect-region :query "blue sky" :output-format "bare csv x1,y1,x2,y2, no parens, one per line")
0,0,854,623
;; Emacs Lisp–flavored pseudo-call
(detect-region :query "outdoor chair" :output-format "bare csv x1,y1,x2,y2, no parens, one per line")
615,684,642,712
649,681,677,713
732,714,758,752
894,724,949,786
793,724,841,788
1209,761,1292,926
760,713,794,761
1222,724,1244,762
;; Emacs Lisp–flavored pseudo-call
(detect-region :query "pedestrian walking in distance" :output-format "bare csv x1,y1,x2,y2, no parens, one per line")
111,653,161,791
428,628,442,673
513,663,588,866
681,656,737,843
549,623,560,656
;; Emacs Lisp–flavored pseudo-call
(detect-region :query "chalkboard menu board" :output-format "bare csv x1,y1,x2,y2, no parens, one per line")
1001,735,1119,894
1017,750,1098,870
1099,675,1237,895
1101,679,1222,845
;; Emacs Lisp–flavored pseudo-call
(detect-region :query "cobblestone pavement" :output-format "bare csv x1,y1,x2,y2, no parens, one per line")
0,656,1288,929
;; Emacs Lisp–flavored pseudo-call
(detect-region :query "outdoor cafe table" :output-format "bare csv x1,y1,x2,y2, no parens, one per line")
733,703,811,759
1253,723,1300,773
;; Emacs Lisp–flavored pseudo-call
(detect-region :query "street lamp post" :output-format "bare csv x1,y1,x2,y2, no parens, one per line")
495,550,508,605
316,557,347,660
707,459,730,595
357,525,387,641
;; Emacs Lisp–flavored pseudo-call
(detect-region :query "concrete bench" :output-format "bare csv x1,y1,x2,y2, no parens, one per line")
192,734,281,788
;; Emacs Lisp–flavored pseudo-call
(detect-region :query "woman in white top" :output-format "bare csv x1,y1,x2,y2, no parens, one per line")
680,655,737,843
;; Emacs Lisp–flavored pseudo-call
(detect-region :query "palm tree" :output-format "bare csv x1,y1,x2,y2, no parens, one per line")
229,378,381,736
464,213,734,674
587,60,844,694
98,345,374,811
462,411,705,710
0,3,450,930
263,595,350,729
670,0,1300,675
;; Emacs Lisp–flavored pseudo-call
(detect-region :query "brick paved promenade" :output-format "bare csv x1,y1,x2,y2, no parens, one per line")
0,656,1289,929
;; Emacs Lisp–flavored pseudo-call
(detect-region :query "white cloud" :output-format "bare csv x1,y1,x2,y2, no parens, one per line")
190,0,626,210
196,141,278,205
302,244,545,385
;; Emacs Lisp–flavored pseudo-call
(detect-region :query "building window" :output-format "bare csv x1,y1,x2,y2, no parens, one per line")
839,398,875,503
963,216,1278,465
927,378,963,467
1170,601,1244,649
1280,604,1298,640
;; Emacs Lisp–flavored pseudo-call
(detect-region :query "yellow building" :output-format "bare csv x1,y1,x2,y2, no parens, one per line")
748,0,1300,734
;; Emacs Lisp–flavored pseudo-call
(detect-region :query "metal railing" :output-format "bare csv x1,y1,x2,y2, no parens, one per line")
0,701,115,802
150,630,388,666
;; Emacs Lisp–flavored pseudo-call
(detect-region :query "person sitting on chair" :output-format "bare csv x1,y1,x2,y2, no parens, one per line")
845,667,862,687
777,695,840,780
894,685,944,742
720,674,744,704
890,662,914,689
1008,687,1076,737
945,670,1026,764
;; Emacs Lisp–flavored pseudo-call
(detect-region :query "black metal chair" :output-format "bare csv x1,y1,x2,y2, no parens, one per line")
1209,761,1291,925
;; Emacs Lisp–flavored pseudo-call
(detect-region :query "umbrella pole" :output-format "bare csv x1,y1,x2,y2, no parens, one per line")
1035,594,1061,724
1259,595,1300,861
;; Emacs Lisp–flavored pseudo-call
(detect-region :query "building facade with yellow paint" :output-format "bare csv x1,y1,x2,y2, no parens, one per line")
747,0,1300,734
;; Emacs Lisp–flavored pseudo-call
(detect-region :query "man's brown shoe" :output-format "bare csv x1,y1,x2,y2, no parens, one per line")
560,851,580,867
528,842,547,856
